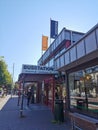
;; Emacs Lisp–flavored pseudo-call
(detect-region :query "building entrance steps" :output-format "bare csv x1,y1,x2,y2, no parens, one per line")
0,95,71,130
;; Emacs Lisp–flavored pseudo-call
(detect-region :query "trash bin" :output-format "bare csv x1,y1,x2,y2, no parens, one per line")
54,99,64,122
77,99,85,109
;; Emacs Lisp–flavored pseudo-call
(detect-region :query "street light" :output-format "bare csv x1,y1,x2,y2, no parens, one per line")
11,63,15,98
83,73,91,110
20,75,25,118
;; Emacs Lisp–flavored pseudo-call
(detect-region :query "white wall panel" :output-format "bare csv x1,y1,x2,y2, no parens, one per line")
58,34,62,45
65,31,71,40
77,40,85,59
61,30,65,41
85,31,97,54
70,46,76,62
60,55,65,67
96,29,98,47
72,33,84,43
65,51,70,65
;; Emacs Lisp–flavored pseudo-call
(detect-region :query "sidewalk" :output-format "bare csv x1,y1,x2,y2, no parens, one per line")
0,95,71,130
0,95,11,110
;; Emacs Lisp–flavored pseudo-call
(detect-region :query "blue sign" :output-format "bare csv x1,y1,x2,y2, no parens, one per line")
50,20,58,39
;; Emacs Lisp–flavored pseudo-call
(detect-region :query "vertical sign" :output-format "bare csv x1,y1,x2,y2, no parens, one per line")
42,35,48,51
50,20,58,39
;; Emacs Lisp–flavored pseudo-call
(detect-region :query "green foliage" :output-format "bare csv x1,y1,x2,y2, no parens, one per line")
0,58,12,87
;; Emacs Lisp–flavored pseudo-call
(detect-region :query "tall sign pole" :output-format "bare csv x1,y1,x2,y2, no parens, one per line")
50,18,51,46
20,75,25,118
11,63,14,98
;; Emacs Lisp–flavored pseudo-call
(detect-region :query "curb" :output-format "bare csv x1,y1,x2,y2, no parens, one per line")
0,95,11,110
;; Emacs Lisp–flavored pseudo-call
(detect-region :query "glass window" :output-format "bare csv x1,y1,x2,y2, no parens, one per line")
68,65,98,118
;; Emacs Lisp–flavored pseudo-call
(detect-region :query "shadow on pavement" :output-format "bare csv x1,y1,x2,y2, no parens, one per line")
0,95,71,130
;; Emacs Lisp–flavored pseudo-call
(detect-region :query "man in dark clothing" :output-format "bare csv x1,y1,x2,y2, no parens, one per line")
17,90,21,106
31,86,34,104
27,89,32,106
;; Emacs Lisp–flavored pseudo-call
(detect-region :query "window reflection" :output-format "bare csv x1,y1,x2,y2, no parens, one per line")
69,65,98,117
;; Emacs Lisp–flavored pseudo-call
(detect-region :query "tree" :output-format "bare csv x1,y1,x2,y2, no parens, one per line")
0,58,12,90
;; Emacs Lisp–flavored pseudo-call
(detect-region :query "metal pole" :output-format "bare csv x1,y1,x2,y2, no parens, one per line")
83,70,88,110
11,63,14,98
20,76,25,118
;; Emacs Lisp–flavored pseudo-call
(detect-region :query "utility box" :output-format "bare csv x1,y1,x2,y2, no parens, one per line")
54,99,64,122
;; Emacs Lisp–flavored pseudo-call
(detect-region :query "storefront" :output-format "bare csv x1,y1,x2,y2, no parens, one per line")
65,55,98,129
42,73,66,112
68,65,98,118
43,77,54,111
18,64,57,104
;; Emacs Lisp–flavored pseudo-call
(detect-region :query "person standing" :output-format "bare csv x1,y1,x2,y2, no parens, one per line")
27,89,32,106
17,90,21,106
31,86,34,104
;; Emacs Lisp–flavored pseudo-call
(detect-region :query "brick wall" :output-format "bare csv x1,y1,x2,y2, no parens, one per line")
70,112,98,130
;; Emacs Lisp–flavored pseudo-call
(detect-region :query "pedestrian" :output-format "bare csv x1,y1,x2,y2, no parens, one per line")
17,90,21,106
27,89,32,106
31,86,34,104
55,88,59,99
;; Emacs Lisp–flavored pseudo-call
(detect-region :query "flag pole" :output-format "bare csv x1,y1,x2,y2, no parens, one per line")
50,18,51,46
41,35,43,66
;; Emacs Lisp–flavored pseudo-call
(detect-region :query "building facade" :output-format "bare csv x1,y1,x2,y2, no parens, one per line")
18,23,98,129
37,24,98,129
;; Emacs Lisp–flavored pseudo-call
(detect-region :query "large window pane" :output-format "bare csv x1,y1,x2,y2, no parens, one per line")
68,66,98,118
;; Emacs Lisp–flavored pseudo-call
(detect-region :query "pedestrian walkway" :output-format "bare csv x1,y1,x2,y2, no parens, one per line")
0,95,71,130
0,95,10,110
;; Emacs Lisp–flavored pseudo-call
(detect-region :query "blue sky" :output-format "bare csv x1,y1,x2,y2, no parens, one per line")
0,0,98,81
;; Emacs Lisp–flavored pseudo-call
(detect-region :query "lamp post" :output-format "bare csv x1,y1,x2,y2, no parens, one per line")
20,75,25,118
11,63,15,98
83,72,91,110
